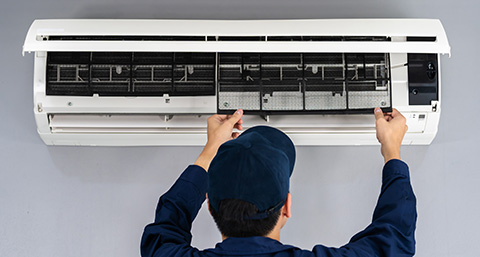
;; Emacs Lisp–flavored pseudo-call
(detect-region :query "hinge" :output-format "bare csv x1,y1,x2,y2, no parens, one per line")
165,115,174,122
261,114,270,122
37,103,43,113
432,101,439,112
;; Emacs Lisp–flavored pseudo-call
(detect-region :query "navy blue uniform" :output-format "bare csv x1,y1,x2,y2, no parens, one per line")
141,159,416,257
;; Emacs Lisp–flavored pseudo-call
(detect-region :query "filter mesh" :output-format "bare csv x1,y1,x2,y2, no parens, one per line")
348,91,390,109
305,91,347,110
218,53,391,113
263,91,304,110
218,92,260,110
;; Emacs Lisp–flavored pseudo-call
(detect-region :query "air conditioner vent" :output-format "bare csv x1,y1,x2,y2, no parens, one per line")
48,35,207,41
267,36,391,41
46,35,392,42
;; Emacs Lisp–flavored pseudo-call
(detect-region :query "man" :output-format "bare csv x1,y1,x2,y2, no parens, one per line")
141,107,416,257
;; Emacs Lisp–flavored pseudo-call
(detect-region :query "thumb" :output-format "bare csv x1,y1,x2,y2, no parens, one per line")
226,109,243,126
374,107,384,121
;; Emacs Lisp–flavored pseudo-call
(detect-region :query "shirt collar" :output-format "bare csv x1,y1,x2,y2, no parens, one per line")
206,236,298,255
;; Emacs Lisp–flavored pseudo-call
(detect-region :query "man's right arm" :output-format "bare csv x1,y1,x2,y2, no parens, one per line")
374,107,409,163
331,159,416,256
312,108,417,257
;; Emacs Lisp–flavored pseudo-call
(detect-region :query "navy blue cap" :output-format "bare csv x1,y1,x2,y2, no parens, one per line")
207,126,296,219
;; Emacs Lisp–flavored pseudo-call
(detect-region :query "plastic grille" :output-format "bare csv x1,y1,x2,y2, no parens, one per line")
46,52,216,96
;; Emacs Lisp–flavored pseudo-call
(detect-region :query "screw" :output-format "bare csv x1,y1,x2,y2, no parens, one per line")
67,102,73,106
223,102,229,107
380,100,386,106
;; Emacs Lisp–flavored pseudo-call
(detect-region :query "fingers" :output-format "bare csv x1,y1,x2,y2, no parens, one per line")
209,109,244,125
208,114,228,123
387,109,407,127
234,123,243,131
390,108,406,121
385,114,393,122
231,109,243,130
233,118,243,129
375,108,406,122
390,108,400,117
226,109,244,126
374,107,385,121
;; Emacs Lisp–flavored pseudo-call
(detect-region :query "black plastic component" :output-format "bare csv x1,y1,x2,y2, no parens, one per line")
49,35,391,42
267,36,391,42
217,36,266,41
406,36,436,42
48,35,206,41
407,54,438,105
219,108,393,116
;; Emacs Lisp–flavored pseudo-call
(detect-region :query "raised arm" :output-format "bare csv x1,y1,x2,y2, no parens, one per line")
140,110,243,257
313,108,417,257
374,107,409,163
194,109,243,171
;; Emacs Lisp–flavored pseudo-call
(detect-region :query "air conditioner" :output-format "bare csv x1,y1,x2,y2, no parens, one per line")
23,19,450,146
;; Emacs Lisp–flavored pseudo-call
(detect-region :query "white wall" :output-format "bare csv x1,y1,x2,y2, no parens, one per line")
1,0,479,256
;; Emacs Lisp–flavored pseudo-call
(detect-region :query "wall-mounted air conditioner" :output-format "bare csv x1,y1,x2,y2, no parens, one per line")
23,19,450,146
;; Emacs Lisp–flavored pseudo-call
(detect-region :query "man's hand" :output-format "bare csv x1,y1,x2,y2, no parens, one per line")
205,109,244,148
194,109,244,171
374,107,408,163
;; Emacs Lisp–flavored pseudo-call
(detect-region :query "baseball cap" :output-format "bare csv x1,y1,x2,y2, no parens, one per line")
207,125,296,219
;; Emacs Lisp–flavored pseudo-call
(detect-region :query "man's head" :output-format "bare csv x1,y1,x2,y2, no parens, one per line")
207,126,295,238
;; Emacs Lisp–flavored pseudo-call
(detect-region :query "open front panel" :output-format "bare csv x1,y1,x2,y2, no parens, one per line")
218,53,391,113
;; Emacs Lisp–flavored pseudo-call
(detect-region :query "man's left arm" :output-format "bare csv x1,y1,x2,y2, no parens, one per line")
140,110,243,257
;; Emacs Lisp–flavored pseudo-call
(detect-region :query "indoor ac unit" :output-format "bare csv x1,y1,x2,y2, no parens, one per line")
23,19,450,146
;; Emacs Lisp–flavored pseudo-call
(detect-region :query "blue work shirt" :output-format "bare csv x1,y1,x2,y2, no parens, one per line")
141,159,416,257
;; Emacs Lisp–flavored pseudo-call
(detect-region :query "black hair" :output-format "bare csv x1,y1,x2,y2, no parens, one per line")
209,199,281,238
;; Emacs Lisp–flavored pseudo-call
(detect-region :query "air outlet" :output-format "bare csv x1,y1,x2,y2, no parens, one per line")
46,35,393,42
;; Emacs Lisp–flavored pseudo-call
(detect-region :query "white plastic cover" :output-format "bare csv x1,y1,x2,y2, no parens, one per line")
23,19,451,55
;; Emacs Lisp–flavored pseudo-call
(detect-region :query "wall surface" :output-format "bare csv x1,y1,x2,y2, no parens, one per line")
1,0,479,256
